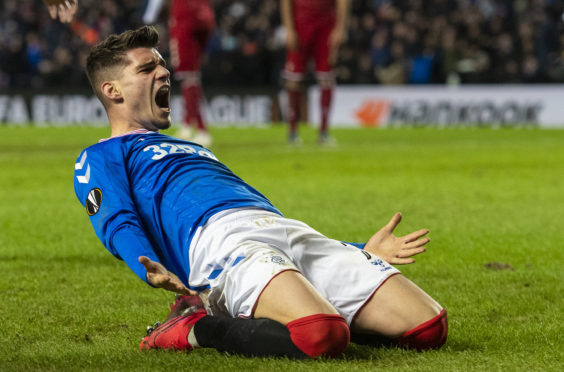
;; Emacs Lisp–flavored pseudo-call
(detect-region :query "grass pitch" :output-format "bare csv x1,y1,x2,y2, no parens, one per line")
0,125,563,371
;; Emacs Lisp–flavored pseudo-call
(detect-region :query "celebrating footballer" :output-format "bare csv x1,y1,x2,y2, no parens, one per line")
74,26,447,358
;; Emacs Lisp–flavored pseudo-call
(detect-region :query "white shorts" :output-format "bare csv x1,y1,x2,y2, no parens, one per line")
188,208,400,325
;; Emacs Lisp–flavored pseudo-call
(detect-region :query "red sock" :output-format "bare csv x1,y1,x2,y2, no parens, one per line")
182,84,207,131
320,86,333,134
398,309,448,351
288,89,302,135
286,314,350,357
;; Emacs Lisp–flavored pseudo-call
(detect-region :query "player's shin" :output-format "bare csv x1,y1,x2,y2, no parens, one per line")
193,316,308,358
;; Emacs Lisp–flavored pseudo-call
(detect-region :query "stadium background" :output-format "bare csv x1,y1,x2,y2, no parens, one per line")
3,0,564,128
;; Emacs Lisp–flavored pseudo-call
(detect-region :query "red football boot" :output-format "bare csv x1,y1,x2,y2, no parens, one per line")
139,307,207,351
166,295,205,321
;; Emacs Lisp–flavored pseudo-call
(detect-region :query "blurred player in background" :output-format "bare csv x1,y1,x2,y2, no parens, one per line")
281,0,349,145
42,0,78,23
144,0,214,147
77,26,447,358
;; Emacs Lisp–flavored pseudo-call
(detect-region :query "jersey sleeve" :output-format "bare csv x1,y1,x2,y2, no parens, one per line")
73,147,160,284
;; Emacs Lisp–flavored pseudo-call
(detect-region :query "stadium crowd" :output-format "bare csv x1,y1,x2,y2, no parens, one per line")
2,0,564,89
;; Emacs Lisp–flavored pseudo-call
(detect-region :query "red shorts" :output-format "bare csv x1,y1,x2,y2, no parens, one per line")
284,14,336,81
169,0,215,74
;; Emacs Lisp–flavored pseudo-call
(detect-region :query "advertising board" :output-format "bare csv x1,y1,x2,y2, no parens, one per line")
309,85,564,128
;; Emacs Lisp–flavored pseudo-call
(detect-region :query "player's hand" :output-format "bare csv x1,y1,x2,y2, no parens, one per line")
44,0,78,23
138,256,197,296
285,28,299,50
363,212,430,265
328,27,345,64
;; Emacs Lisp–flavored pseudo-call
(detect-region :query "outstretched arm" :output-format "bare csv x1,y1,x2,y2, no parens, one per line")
138,256,197,296
363,212,430,265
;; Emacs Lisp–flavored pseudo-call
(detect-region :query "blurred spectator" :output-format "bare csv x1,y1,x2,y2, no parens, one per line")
2,0,564,89
377,40,408,85
370,30,390,70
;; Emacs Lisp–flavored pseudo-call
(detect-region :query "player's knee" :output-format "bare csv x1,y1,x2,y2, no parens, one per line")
397,309,448,351
180,72,201,87
315,73,335,89
285,79,302,91
286,314,350,357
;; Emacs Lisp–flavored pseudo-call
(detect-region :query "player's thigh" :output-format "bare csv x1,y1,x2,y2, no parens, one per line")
286,231,399,325
351,274,443,338
170,31,201,72
313,20,335,72
189,209,339,323
284,24,314,79
284,49,307,81
253,270,338,325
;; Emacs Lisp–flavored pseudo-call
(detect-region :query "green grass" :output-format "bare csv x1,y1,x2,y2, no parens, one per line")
1,125,563,371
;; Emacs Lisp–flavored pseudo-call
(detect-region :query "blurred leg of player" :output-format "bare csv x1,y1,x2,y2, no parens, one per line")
283,3,340,146
317,74,335,145
283,59,306,145
170,0,214,147
283,5,317,146
314,17,337,145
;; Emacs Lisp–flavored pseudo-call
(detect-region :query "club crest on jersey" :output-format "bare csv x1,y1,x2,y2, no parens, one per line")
271,255,286,264
86,188,103,216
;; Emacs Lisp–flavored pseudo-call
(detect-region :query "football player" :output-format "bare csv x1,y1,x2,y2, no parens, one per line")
75,26,447,358
281,0,348,145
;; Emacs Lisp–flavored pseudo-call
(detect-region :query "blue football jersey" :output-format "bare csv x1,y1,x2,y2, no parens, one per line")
73,130,281,288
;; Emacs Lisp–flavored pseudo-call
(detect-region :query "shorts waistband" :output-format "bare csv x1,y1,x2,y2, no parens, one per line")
206,207,279,226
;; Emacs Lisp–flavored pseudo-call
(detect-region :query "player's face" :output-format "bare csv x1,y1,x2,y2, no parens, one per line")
118,48,171,130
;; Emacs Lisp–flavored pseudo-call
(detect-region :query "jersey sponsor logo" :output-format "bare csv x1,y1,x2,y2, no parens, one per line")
143,142,218,161
361,250,372,260
86,188,102,216
75,151,91,184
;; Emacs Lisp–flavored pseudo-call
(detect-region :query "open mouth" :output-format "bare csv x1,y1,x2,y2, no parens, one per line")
155,85,170,111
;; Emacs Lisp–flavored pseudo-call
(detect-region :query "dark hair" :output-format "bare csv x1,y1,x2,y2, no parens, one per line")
86,26,160,100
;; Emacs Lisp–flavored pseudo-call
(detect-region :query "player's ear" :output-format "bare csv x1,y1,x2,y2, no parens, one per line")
101,81,123,102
